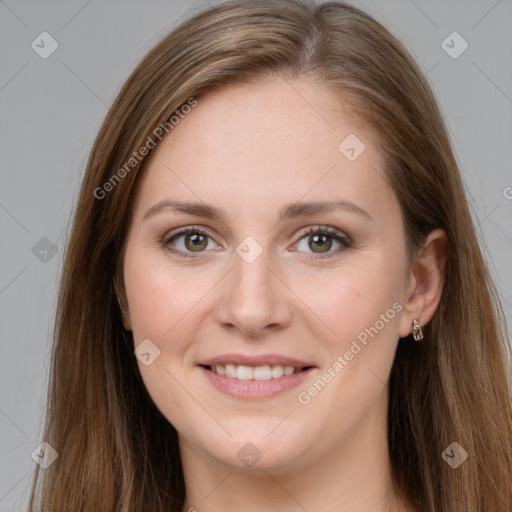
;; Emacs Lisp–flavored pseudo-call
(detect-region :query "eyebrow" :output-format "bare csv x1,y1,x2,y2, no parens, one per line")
143,199,372,222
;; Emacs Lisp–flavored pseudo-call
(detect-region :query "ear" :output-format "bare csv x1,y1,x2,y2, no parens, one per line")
114,270,132,331
398,229,447,338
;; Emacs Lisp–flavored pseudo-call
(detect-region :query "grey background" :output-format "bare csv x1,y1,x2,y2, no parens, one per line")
1,0,511,509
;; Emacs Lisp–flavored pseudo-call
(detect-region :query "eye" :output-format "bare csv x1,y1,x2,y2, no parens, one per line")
292,226,352,259
161,225,352,260
162,227,217,258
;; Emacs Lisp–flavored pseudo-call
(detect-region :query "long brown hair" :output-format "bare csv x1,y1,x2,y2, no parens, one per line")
28,1,512,510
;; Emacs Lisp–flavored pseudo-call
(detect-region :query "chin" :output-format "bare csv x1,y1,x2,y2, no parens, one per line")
186,418,315,473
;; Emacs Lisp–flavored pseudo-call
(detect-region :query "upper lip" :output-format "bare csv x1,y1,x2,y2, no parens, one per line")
198,353,316,368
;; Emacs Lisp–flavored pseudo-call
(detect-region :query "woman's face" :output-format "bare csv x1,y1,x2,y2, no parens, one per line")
121,78,416,472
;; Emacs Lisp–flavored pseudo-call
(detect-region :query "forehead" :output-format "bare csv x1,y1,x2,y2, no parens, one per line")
129,78,396,225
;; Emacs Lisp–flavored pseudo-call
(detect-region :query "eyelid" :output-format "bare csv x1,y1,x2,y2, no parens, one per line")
295,225,351,243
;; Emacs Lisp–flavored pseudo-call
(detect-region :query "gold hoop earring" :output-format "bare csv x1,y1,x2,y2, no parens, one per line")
412,319,424,341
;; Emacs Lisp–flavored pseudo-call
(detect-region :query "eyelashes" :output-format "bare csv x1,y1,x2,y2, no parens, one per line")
160,225,352,260
295,226,352,259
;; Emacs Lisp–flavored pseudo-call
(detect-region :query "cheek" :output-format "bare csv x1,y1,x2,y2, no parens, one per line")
302,258,404,346
292,255,404,433
297,246,407,408
123,251,206,427
125,248,208,343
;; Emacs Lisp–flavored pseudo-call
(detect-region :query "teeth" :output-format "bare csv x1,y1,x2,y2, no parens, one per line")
253,365,272,380
211,364,302,380
225,364,237,378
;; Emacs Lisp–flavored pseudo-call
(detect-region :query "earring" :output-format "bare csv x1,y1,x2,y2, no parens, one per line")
412,319,424,341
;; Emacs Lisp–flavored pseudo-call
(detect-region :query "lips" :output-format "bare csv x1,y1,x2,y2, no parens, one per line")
198,354,315,380
198,353,314,369
197,353,316,398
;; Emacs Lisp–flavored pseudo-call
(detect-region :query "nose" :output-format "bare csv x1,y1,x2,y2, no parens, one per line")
213,247,293,337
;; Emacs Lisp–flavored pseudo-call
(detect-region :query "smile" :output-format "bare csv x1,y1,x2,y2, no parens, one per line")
206,363,308,380
199,363,316,399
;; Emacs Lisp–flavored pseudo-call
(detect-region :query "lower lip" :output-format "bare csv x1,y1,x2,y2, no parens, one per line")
199,366,315,399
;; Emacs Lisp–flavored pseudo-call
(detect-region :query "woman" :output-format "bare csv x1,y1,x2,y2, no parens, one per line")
28,0,512,510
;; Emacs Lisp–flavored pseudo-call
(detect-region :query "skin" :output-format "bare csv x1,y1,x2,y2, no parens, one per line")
118,78,446,512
